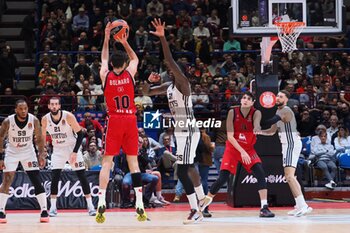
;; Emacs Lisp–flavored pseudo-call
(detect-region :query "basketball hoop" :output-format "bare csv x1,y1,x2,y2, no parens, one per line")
274,22,305,53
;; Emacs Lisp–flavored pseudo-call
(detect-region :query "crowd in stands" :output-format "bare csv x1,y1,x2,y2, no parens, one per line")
1,0,350,208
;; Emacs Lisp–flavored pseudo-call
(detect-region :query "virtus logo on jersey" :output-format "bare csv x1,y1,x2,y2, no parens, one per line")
143,110,222,129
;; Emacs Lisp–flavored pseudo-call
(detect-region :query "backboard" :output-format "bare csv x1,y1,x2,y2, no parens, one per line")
230,0,345,36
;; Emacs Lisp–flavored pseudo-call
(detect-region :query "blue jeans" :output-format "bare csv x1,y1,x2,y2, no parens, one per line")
213,145,225,173
122,172,159,201
198,165,210,194
175,179,183,197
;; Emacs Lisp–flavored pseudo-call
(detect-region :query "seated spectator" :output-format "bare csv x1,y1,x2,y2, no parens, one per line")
134,86,153,110
72,7,89,33
83,142,103,170
334,126,350,152
311,124,331,148
297,109,318,137
310,131,337,189
73,31,90,51
158,126,176,147
176,20,193,50
117,0,132,20
157,134,177,176
138,127,161,151
327,115,339,138
41,22,59,50
79,112,104,138
162,9,176,31
121,137,159,207
192,83,209,113
135,25,149,50
223,34,241,51
147,0,163,17
78,88,97,111
73,56,91,81
38,62,58,87
104,8,117,26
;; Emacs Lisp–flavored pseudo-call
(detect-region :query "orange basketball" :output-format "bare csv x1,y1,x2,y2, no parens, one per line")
110,19,129,41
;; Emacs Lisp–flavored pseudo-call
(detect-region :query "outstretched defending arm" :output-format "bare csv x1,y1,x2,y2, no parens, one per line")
100,22,112,87
142,72,171,96
150,19,191,96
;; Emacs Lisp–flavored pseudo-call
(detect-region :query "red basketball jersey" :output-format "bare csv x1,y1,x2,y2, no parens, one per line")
230,106,256,150
104,70,136,115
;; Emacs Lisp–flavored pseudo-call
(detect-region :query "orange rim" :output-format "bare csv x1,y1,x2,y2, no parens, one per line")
274,22,305,34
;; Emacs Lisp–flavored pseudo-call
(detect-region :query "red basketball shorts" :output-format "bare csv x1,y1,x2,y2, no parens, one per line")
103,114,138,156
220,141,261,174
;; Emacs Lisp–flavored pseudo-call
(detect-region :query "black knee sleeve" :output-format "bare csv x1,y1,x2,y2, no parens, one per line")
131,172,142,188
27,170,45,195
177,164,195,195
75,169,91,195
251,163,267,190
51,169,62,195
210,170,230,195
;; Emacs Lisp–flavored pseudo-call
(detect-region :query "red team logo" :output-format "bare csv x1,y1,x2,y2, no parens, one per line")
62,119,66,125
259,91,276,109
28,123,32,129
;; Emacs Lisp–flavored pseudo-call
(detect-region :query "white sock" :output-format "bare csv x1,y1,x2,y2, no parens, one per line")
98,189,106,207
261,199,268,209
156,191,162,199
36,193,47,211
187,193,199,211
86,197,94,210
295,195,307,208
50,198,57,210
134,187,143,208
0,193,10,213
294,198,299,209
194,185,205,201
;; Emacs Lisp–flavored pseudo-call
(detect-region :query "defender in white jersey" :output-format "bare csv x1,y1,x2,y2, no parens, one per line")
0,100,49,223
258,90,312,217
142,19,209,224
41,97,96,217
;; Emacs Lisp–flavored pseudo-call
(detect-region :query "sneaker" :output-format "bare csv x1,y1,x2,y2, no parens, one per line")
149,199,163,208
40,210,50,223
287,206,298,216
294,206,313,217
202,207,212,218
136,206,148,222
325,182,334,190
173,195,181,202
259,205,275,218
158,196,171,206
95,205,106,224
330,180,337,188
0,212,7,224
199,196,213,212
49,209,57,217
183,209,203,224
88,208,96,216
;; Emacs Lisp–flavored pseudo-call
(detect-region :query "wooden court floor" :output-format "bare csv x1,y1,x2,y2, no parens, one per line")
1,203,350,233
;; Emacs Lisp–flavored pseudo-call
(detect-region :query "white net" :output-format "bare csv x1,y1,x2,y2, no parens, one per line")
274,22,305,53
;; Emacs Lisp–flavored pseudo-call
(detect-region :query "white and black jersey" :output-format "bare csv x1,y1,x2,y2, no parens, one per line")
276,106,302,168
167,83,200,165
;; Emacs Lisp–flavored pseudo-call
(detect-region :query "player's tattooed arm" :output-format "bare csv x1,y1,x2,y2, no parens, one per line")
0,118,9,154
34,117,46,158
150,18,191,96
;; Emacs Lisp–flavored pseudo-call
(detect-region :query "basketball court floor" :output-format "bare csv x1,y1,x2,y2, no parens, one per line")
1,203,349,233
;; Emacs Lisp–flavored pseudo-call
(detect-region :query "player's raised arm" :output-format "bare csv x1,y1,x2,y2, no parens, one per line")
150,18,191,96
116,32,139,79
100,22,112,86
0,118,9,170
142,72,171,96
226,109,251,164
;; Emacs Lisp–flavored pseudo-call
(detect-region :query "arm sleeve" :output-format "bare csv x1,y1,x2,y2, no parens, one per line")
73,130,84,153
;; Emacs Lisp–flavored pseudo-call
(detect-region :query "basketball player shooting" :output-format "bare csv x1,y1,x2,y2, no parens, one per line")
142,18,209,224
0,100,49,223
256,90,312,217
41,97,96,217
200,92,275,218
96,22,147,223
